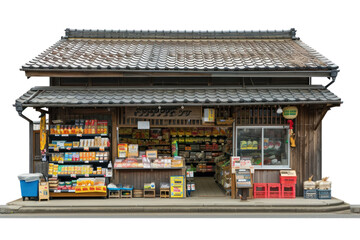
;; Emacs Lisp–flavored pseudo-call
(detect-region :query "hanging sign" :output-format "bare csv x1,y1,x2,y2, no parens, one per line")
40,115,47,151
282,106,298,119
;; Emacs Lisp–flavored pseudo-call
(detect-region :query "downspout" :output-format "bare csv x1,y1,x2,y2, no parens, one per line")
325,70,339,89
15,103,34,173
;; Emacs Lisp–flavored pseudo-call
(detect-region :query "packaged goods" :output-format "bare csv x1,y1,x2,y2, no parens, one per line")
128,144,139,157
316,177,331,190
118,143,128,158
304,175,316,190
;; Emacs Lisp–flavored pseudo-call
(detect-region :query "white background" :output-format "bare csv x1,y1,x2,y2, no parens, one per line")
0,0,359,238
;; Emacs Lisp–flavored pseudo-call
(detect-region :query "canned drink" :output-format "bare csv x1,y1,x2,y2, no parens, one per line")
187,183,191,191
191,183,195,191
190,171,194,177
186,171,190,178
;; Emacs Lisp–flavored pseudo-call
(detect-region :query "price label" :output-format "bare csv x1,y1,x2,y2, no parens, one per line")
101,134,107,136
66,147,71,151
62,134,69,137
54,190,61,193
99,147,105,151
84,147,89,151
85,161,89,163
54,134,60,137
85,174,89,177
53,174,57,178
71,174,76,178
58,161,64,164
99,160,104,163
76,134,82,137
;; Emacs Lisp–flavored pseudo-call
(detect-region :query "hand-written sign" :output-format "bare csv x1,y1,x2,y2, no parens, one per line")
126,106,201,119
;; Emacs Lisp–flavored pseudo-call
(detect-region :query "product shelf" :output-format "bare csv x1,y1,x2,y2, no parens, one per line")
114,167,185,170
49,134,109,138
48,147,110,152
48,160,109,165
48,174,107,178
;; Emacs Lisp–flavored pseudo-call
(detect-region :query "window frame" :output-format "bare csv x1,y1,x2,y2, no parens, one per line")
235,125,290,170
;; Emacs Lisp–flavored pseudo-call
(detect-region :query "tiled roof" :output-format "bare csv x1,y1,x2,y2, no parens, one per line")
21,29,338,73
15,86,341,108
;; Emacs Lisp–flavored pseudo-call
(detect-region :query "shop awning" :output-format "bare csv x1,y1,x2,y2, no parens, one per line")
15,86,342,110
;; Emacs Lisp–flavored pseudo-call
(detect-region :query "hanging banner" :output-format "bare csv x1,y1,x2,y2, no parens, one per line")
40,115,47,151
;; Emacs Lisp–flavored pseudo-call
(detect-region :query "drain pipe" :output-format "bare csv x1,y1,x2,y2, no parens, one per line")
325,70,339,89
15,104,34,173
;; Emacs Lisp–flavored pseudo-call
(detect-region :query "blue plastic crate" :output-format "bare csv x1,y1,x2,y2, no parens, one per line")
303,189,317,199
317,189,331,199
20,180,39,197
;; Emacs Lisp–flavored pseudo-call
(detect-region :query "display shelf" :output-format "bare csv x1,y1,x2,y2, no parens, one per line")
48,147,110,152
171,135,228,138
114,167,185,170
50,189,76,193
49,160,109,164
48,174,107,178
49,134,108,138
49,191,107,198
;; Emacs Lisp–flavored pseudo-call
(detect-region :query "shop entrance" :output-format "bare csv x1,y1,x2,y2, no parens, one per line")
118,126,233,197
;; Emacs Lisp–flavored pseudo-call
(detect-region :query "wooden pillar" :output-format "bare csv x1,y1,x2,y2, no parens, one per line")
111,108,118,183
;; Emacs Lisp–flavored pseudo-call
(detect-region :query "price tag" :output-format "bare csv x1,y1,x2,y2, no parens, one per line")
53,174,57,178
99,160,104,163
99,147,105,151
66,147,71,151
71,174,76,178
84,147,89,151
101,134,107,136
76,134,82,137
58,161,64,164
85,161,89,163
85,174,89,177
54,134,60,137
62,134,69,137
54,190,61,193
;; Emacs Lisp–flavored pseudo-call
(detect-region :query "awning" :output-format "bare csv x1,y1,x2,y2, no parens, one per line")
15,86,342,110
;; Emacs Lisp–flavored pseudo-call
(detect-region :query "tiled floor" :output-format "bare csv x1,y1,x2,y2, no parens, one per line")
191,177,225,197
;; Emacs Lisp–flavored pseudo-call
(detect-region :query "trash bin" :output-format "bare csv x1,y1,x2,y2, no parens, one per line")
18,173,43,200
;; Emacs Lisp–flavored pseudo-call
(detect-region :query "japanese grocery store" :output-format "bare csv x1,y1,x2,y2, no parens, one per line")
15,28,341,200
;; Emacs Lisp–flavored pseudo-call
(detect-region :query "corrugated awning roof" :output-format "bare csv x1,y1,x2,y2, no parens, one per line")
15,86,342,109
21,29,338,76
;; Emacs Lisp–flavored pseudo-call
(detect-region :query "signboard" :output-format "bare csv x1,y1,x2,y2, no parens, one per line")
126,106,201,119
231,156,240,173
235,169,252,188
39,182,49,201
170,176,185,198
203,108,215,122
282,106,298,119
138,121,150,129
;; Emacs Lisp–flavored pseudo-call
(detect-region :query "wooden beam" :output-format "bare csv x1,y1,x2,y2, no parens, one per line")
314,107,331,131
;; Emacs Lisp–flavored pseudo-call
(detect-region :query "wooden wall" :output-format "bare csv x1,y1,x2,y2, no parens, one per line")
251,105,326,196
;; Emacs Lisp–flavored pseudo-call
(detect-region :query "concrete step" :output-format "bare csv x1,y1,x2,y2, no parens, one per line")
6,203,350,214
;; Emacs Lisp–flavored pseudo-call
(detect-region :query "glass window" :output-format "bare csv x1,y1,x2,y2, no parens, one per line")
263,128,289,167
236,128,262,166
236,126,290,169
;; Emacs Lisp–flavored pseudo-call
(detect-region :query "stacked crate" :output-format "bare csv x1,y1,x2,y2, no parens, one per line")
279,170,297,198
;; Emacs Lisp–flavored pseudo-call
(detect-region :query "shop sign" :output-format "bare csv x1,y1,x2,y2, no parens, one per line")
170,176,185,198
126,106,201,119
282,106,298,119
40,115,47,151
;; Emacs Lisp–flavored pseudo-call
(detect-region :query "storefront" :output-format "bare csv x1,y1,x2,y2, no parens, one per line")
14,28,342,200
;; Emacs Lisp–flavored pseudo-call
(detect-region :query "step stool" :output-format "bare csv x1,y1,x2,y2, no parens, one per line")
160,188,170,198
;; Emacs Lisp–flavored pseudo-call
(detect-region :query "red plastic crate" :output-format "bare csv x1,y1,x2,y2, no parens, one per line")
281,184,296,198
253,183,267,199
280,176,297,185
267,183,281,198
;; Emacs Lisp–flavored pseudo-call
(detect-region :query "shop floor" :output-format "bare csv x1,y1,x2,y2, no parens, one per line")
190,177,225,197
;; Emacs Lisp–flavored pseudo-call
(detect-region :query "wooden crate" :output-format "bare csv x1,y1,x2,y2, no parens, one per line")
133,189,144,198
144,189,156,198
108,190,121,198
121,189,133,198
160,188,170,198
